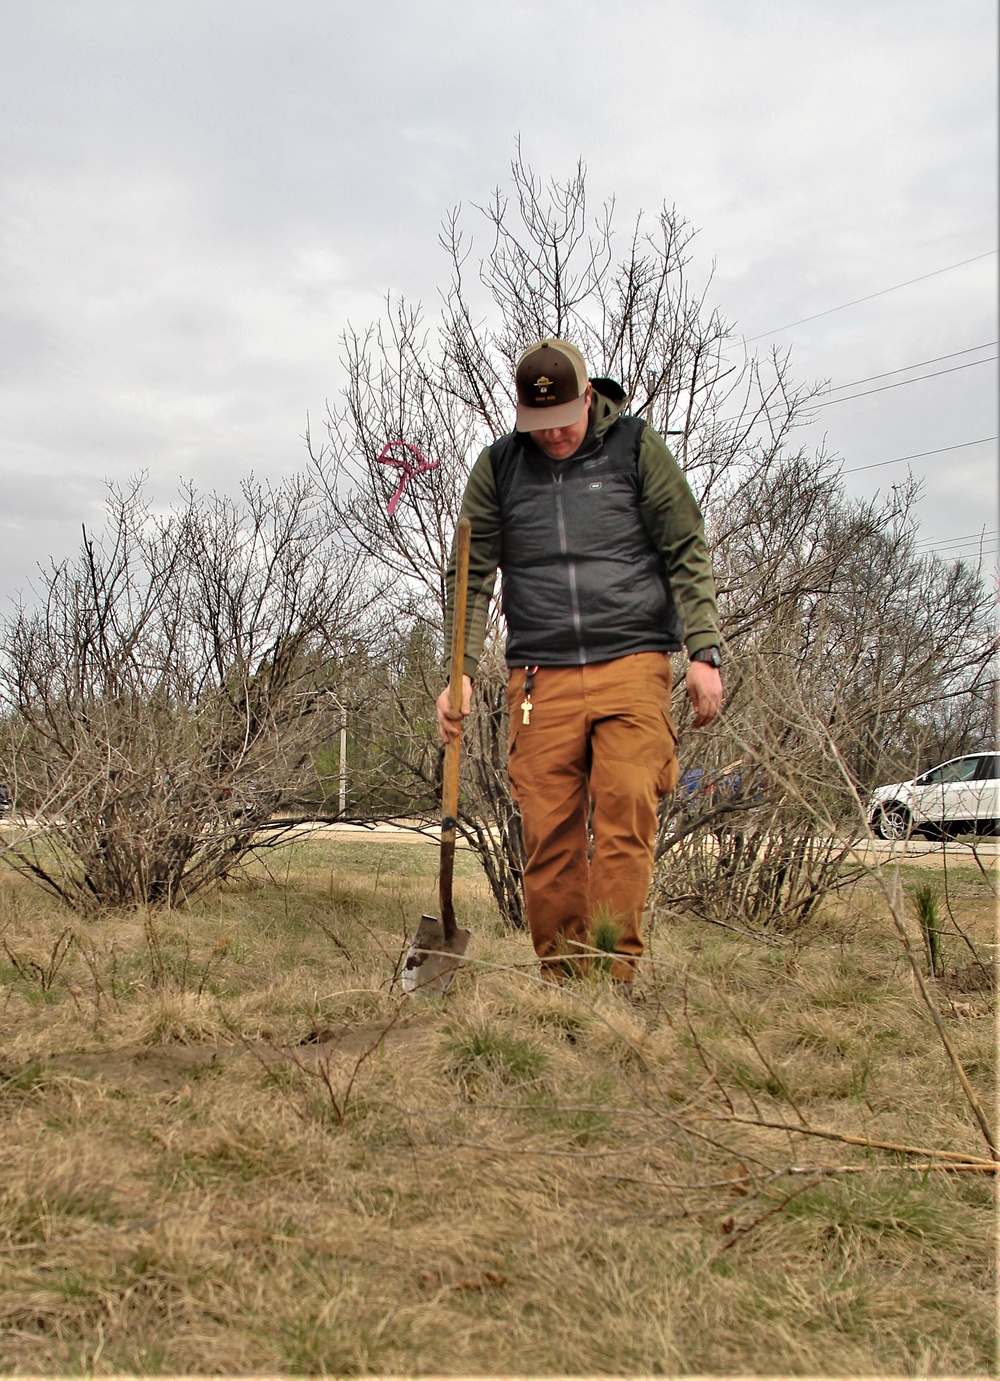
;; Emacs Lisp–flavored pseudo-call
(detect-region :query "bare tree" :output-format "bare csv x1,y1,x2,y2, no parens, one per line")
0,476,361,910
656,456,997,931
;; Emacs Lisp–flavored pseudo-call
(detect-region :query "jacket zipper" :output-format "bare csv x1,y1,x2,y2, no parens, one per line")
553,470,585,662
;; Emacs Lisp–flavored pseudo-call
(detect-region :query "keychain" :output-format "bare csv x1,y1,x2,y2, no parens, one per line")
520,665,539,725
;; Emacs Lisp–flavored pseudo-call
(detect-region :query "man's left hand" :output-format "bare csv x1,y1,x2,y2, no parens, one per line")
686,660,723,728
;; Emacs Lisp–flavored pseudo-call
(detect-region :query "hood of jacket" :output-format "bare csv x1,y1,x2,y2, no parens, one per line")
588,377,630,440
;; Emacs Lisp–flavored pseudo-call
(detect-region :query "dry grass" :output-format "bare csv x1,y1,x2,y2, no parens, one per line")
0,835,995,1375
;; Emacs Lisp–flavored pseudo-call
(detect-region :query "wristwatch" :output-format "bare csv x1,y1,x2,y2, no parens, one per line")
690,646,722,669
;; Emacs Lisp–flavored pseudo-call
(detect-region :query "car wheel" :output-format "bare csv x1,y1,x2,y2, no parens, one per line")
873,803,911,841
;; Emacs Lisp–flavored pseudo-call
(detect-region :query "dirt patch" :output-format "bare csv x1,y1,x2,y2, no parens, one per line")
50,1016,435,1094
56,1044,229,1092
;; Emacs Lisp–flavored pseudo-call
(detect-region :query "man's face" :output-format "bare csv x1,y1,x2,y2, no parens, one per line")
530,384,592,459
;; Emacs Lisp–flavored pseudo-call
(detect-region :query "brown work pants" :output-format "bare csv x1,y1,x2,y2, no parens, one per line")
506,653,679,983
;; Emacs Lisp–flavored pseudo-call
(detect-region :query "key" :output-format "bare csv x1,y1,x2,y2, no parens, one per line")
520,665,538,727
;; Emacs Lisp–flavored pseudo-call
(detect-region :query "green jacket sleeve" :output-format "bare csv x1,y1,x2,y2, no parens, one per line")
443,447,502,679
636,428,721,656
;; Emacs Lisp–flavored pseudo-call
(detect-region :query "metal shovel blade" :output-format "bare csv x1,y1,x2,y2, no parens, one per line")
401,914,471,995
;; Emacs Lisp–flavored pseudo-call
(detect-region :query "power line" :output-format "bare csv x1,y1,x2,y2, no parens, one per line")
810,355,996,409
915,529,996,549
825,341,996,394
922,536,997,553
743,249,997,343
840,436,996,476
927,546,999,563
715,361,995,431
923,531,997,545
912,533,998,558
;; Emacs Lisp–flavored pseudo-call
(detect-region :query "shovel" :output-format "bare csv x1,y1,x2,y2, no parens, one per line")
401,516,473,995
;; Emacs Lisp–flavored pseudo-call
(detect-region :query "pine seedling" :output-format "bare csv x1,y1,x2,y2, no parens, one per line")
913,882,942,978
591,911,622,975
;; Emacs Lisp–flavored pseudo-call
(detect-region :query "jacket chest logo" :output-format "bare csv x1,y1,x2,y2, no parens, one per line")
582,452,610,471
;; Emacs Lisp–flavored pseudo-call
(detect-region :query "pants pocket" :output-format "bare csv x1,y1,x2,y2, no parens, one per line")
655,707,679,796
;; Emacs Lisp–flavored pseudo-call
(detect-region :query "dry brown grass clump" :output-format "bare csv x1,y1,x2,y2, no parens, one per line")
0,836,995,1374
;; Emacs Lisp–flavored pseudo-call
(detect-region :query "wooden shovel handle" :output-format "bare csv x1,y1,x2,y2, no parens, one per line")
440,517,471,940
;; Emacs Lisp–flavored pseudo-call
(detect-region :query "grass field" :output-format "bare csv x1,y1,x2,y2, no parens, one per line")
0,835,995,1376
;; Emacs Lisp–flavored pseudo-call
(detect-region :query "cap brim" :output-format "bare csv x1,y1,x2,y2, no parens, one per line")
515,392,588,432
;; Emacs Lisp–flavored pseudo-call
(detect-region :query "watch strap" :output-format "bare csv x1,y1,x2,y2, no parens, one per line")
690,646,722,668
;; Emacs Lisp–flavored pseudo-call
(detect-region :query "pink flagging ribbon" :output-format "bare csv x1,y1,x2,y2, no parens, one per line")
376,441,438,517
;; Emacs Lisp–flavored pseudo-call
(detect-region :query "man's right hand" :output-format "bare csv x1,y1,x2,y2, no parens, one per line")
436,675,473,743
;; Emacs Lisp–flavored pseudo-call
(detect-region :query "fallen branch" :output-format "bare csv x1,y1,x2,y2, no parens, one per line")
692,1111,997,1167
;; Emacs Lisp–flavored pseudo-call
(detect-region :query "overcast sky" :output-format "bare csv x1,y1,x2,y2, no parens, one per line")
1,0,996,608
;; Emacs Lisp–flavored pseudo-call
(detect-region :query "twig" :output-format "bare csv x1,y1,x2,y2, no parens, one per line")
941,841,996,983
655,901,786,945
311,915,360,974
718,1177,825,1252
968,835,999,894
681,974,734,1114
726,1007,810,1129
778,1161,997,1175
692,1111,997,1167
237,1002,403,1126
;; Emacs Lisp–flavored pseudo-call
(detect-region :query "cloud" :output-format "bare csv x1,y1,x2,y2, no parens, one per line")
0,0,994,607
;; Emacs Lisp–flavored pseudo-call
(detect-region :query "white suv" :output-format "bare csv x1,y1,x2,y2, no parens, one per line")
868,751,999,840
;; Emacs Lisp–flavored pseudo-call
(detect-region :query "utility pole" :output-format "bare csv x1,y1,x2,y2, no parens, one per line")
645,369,657,426
326,692,348,816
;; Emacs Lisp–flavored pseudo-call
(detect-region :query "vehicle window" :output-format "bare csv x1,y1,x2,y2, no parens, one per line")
936,757,982,784
977,755,1000,781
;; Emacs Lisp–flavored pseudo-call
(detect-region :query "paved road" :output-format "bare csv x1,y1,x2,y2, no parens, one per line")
4,815,996,863
858,838,998,859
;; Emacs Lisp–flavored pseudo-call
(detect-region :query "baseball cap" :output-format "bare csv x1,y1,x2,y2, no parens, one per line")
515,338,590,431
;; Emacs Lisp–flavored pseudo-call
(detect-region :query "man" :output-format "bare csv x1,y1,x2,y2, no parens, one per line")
437,338,722,986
